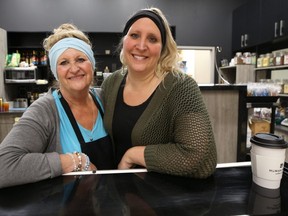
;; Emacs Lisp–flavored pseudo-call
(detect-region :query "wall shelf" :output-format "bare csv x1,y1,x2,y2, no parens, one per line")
219,64,255,84
254,65,288,71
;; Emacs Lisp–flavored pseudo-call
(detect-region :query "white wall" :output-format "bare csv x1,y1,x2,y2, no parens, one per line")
178,46,215,84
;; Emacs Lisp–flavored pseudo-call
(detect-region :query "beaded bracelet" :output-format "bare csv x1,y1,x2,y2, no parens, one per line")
67,153,77,172
83,153,90,171
75,152,82,171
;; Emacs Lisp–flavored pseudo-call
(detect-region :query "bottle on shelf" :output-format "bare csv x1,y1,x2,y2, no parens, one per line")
27,92,32,106
30,95,35,105
40,51,47,65
30,50,38,66
104,66,110,73
25,52,30,64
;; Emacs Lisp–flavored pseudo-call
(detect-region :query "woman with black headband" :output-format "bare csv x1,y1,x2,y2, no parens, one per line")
0,23,114,188
101,7,217,178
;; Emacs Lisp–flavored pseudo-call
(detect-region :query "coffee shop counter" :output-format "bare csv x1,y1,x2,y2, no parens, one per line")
199,84,248,163
0,162,287,215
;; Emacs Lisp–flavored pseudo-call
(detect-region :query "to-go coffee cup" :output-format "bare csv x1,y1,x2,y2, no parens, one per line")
250,133,288,189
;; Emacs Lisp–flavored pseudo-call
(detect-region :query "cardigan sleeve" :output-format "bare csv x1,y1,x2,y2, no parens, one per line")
144,75,217,178
0,95,62,188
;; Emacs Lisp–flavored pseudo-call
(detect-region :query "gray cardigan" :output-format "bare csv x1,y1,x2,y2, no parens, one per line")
0,88,102,188
0,90,62,188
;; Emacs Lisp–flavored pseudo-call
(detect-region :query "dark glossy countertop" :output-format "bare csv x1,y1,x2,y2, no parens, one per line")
0,163,287,215
198,83,247,91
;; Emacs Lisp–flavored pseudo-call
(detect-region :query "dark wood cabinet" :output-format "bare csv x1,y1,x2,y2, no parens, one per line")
232,0,288,53
259,0,288,44
7,32,47,49
87,32,122,72
232,0,260,51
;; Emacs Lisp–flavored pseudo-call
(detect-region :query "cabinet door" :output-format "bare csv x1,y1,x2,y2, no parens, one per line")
244,0,260,48
232,0,260,51
259,0,282,44
232,4,247,51
279,0,288,37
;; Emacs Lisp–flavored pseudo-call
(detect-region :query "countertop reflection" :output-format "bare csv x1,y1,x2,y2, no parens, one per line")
0,165,287,215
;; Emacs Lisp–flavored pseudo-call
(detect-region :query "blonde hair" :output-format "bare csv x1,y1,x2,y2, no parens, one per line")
119,7,181,77
43,23,91,52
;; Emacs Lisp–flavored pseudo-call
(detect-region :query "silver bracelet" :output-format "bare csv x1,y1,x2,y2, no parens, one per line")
67,153,77,172
83,153,90,171
75,152,82,171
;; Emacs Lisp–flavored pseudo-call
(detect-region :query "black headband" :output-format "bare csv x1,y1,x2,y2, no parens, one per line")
122,10,166,48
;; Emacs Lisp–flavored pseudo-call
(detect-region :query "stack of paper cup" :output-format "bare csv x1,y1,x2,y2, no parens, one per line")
250,133,288,189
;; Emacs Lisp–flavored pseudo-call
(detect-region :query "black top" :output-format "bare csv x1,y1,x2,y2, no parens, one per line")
112,79,154,165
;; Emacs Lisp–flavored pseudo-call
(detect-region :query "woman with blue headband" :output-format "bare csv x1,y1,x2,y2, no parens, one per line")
0,23,114,188
101,8,217,178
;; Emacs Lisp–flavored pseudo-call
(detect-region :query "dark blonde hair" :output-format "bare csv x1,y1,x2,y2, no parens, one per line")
119,7,181,76
43,23,91,52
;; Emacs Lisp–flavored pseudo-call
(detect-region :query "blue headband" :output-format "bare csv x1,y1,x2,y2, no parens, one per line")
48,37,96,80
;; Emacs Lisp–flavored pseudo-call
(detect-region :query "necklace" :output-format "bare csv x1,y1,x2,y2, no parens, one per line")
83,129,94,142
66,94,96,142
58,90,97,142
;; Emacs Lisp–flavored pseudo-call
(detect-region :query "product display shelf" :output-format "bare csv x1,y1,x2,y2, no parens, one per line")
246,96,280,134
219,64,255,84
254,65,288,71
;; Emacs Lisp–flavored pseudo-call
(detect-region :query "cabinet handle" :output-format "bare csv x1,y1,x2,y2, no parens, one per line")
244,34,248,47
241,35,244,47
274,22,279,38
280,20,284,36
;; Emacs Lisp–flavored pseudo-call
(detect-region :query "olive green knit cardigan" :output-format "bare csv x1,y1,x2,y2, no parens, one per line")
101,70,217,178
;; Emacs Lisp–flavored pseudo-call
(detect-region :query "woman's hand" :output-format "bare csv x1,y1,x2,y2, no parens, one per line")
89,162,97,171
118,146,146,169
60,153,97,173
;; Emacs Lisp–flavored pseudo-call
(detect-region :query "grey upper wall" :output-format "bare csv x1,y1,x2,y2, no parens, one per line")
0,0,247,60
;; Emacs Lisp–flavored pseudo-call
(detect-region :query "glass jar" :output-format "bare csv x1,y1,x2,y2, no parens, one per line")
283,79,288,94
269,53,275,66
251,53,257,65
257,54,264,68
284,52,288,65
234,52,243,65
275,52,284,66
243,52,251,64
262,53,270,67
